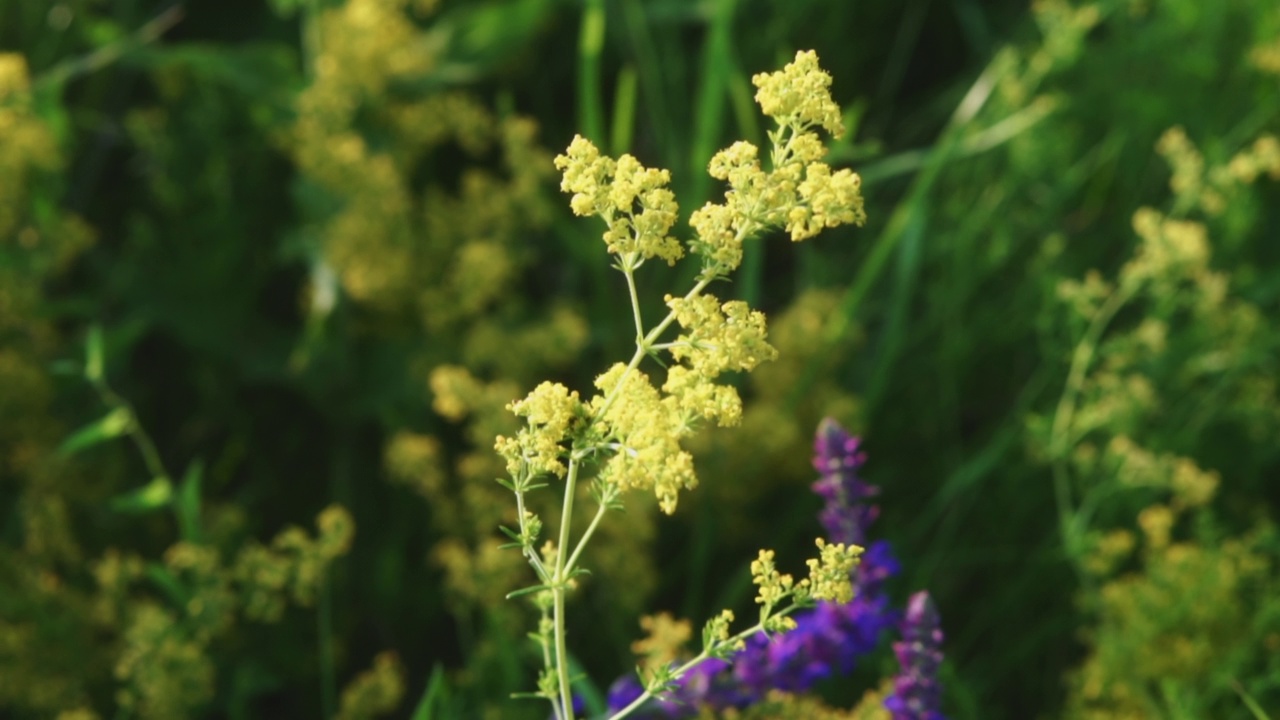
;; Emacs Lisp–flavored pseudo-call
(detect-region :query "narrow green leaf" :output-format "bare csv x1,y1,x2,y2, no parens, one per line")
58,407,133,456
145,563,189,607
109,476,174,514
505,583,551,600
609,64,638,156
1232,679,1272,720
410,663,450,720
567,652,607,717
577,0,607,143
176,460,204,543
85,325,104,382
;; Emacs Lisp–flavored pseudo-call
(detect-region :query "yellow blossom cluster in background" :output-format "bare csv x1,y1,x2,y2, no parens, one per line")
1156,126,1280,217
1041,126,1280,718
335,652,407,720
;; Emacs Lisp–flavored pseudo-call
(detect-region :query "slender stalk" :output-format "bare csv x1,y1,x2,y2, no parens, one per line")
34,4,185,89
513,484,550,582
606,611,800,720
563,495,612,576
318,571,336,720
552,458,582,720
623,259,646,342
1048,280,1138,556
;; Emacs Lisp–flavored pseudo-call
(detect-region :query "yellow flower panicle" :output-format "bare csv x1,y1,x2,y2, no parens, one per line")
751,50,846,136
506,52,866,718
554,136,684,265
588,364,696,514
496,381,585,479
665,295,779,377
531,52,865,518
806,538,862,604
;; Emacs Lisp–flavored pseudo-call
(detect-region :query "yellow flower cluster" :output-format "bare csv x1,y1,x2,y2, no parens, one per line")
749,540,859,631
688,51,866,275
554,136,684,265
666,295,779,377
751,50,845,136
234,504,355,621
590,364,697,514
1156,126,1280,216
335,652,406,720
631,612,694,673
1069,513,1276,718
497,381,585,479
113,602,215,718
1047,127,1280,719
101,505,359,718
805,538,863,604
0,54,58,240
514,52,864,522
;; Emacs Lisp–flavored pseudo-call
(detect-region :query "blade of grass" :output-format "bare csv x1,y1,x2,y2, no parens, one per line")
409,664,451,720
33,3,185,90
609,64,639,156
785,57,1050,412
319,572,336,720
1232,679,1273,720
577,0,607,143
688,0,738,209
620,0,675,160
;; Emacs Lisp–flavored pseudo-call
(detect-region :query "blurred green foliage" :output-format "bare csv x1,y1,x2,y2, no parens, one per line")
1,0,1278,718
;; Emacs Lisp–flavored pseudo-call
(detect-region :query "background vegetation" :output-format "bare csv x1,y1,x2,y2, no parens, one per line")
2,0,1278,718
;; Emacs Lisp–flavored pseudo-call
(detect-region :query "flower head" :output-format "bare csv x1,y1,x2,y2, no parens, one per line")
554,135,684,265
752,50,845,137
884,592,946,720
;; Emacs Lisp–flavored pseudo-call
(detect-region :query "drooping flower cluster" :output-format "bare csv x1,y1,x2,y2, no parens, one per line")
606,419,902,717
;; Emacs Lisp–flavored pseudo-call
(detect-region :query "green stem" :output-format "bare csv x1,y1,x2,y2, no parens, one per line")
563,493,611,576
1048,280,1138,555
91,378,170,485
318,571,336,720
606,610,798,720
623,259,646,343
577,0,607,144
513,484,550,582
34,4,185,90
552,457,582,720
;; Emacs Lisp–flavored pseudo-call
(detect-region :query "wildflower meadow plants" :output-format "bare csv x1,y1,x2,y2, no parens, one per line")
492,51,870,720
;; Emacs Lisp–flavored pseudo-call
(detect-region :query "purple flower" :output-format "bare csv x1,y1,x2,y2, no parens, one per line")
884,591,946,720
812,417,877,547
606,419,900,717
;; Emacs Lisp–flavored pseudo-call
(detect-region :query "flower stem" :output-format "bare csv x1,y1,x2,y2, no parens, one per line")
553,457,582,720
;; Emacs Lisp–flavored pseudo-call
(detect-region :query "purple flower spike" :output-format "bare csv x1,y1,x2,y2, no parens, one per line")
812,418,878,547
884,591,946,720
